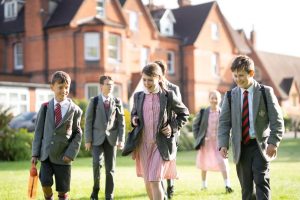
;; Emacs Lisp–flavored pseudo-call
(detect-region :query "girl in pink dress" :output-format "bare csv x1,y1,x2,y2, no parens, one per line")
193,90,233,193
131,63,189,200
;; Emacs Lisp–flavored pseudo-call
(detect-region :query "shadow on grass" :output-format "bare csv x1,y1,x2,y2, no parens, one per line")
71,193,147,200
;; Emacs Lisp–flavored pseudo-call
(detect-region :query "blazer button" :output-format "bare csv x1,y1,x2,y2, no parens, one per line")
53,133,56,135
51,141,54,144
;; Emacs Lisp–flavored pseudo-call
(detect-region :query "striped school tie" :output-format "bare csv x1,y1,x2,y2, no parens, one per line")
242,91,250,144
55,103,62,127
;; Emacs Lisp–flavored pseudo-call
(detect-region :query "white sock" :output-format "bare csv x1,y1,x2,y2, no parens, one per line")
202,180,207,188
224,179,231,187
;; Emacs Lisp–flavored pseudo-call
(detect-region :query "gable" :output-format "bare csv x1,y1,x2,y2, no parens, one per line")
70,0,126,28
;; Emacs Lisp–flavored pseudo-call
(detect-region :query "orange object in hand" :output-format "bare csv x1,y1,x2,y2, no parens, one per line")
28,163,38,199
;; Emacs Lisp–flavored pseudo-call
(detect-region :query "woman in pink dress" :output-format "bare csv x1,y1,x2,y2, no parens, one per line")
192,90,233,193
131,63,189,200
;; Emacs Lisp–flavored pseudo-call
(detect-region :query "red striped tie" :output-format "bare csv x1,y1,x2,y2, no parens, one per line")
55,103,62,127
242,91,250,144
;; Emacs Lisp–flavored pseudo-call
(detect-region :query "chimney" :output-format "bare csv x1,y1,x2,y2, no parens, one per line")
250,28,256,47
24,0,48,74
178,0,192,7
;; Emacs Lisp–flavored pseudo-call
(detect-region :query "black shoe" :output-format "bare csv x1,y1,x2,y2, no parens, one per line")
167,186,174,199
90,188,99,200
225,186,233,193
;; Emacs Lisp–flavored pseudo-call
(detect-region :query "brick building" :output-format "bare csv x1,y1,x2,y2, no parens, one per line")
0,0,299,116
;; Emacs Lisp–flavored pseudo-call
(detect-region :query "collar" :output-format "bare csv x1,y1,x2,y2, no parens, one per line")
143,84,160,94
102,94,112,102
54,98,69,106
240,83,254,94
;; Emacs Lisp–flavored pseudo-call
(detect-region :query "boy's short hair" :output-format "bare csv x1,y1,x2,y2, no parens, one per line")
154,60,166,75
51,71,71,85
99,75,113,85
231,55,255,73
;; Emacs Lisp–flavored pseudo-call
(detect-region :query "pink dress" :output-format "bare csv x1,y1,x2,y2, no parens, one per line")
135,93,177,181
196,110,228,172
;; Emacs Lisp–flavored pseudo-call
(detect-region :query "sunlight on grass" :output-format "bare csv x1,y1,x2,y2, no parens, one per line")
0,138,299,199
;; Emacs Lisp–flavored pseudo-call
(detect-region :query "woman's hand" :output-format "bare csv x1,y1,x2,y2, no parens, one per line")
161,124,172,137
132,116,139,127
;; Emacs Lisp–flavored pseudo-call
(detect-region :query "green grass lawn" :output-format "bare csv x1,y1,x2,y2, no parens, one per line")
1,138,300,200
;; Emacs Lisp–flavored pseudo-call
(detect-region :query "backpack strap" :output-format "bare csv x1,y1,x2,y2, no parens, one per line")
226,90,232,111
92,96,99,127
259,84,268,113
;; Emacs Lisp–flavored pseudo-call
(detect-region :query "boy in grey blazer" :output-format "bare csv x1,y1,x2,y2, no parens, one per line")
218,55,284,200
31,71,83,200
84,75,125,200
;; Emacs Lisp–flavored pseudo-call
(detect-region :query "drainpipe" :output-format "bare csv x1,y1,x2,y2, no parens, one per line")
44,31,49,83
179,44,186,104
2,35,8,72
72,27,81,97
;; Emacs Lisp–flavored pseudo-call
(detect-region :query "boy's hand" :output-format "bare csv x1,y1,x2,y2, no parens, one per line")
31,157,38,165
85,143,91,151
63,156,72,163
266,143,277,158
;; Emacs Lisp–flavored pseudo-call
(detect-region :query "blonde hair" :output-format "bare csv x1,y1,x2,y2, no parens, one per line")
209,90,221,101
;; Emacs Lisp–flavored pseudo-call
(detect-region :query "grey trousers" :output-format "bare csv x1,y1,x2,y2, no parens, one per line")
236,140,270,200
92,138,116,199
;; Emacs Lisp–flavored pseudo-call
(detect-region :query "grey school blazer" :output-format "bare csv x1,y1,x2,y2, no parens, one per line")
32,98,83,165
218,80,284,164
192,107,220,149
131,90,189,161
84,95,125,146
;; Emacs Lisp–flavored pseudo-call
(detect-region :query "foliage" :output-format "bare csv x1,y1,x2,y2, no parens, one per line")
178,115,194,151
0,106,34,161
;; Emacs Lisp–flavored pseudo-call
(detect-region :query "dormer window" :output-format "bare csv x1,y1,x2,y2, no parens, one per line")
96,0,105,18
4,0,18,20
159,10,175,36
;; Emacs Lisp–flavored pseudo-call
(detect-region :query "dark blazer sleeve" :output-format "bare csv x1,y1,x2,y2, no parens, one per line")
116,99,125,143
169,91,189,133
131,92,140,127
64,106,83,160
32,103,47,157
192,110,202,139
218,91,232,149
265,86,284,146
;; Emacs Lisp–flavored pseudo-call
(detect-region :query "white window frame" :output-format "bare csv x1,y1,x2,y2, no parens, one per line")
129,11,139,32
140,47,149,69
85,83,100,100
14,42,23,70
108,34,121,63
35,88,53,112
84,32,100,61
211,52,220,77
167,51,175,75
4,0,17,20
0,87,29,116
96,0,105,18
211,22,219,40
112,83,122,99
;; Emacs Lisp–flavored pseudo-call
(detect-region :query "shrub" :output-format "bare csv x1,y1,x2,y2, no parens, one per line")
0,106,34,161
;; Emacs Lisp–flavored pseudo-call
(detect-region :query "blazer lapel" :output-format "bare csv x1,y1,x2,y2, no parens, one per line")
98,95,108,122
232,88,242,136
137,92,145,124
48,99,55,130
252,81,261,124
158,91,168,129
56,99,74,129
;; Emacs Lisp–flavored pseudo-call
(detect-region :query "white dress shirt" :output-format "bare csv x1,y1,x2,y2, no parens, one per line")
240,84,255,138
54,99,70,120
